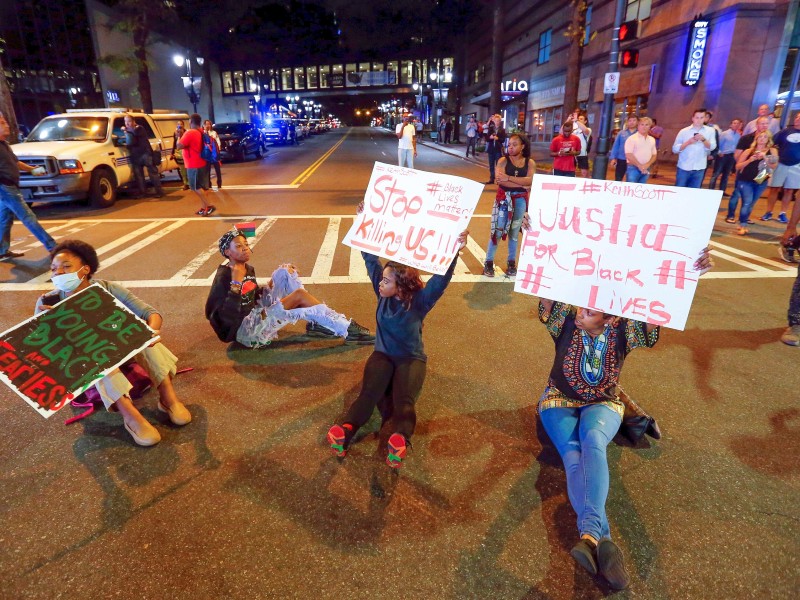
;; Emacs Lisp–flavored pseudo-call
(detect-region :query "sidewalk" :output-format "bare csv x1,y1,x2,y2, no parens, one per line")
382,127,792,244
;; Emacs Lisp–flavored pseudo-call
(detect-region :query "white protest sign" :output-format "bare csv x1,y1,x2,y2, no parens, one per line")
513,176,720,330
342,162,483,274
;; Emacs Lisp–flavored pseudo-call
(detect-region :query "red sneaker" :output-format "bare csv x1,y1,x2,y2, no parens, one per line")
327,424,352,457
386,433,407,468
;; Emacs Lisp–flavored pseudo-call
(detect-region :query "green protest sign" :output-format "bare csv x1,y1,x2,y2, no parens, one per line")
0,284,156,418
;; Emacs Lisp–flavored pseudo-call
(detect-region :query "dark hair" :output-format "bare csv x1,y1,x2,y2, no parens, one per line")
693,107,708,116
385,262,423,309
50,240,99,276
563,120,574,129
509,132,531,158
190,113,202,127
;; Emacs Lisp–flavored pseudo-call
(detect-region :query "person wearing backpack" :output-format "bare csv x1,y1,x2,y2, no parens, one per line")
203,120,223,191
177,113,214,216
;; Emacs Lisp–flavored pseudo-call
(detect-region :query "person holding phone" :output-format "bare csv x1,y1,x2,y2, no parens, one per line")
0,111,56,261
672,108,717,188
549,121,581,177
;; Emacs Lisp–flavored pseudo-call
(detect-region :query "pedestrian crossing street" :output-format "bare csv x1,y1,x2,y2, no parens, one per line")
0,215,796,291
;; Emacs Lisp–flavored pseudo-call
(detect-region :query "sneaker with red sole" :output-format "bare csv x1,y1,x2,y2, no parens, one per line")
327,423,353,457
386,433,407,468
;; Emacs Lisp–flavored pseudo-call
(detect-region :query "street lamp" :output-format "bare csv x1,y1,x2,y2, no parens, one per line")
173,54,204,113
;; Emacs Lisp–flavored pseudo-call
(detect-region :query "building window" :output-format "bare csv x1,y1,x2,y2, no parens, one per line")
401,60,413,85
538,29,552,64
233,71,244,93
294,67,306,89
281,67,292,89
530,106,563,143
626,0,651,21
386,61,398,84
331,64,344,87
584,5,593,45
222,71,233,94
320,65,330,87
307,66,318,89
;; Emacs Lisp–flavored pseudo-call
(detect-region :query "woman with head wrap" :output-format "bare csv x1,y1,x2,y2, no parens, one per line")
205,228,375,347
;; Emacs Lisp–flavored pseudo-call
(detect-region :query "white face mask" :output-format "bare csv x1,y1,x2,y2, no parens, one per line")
51,269,85,293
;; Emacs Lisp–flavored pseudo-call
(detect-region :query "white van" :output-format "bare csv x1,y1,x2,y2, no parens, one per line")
13,108,189,208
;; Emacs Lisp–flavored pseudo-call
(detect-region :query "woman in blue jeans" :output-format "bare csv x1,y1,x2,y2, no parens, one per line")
483,133,535,278
535,245,712,591
733,130,777,235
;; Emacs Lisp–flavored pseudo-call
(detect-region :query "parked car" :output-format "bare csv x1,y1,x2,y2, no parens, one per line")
261,116,289,145
13,108,188,208
294,120,309,140
215,122,266,161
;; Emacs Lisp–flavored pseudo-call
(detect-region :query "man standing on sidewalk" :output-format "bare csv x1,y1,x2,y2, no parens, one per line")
672,108,716,188
760,112,800,223
485,114,506,184
609,114,638,181
465,116,478,157
396,115,417,168
0,112,56,261
624,117,657,183
709,118,742,193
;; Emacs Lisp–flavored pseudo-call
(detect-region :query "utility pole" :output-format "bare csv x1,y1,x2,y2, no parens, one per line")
591,0,627,180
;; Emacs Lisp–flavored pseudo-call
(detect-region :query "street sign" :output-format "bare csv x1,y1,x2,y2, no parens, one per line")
604,72,620,94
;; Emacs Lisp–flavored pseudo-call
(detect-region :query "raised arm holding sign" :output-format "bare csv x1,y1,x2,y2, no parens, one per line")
0,240,192,446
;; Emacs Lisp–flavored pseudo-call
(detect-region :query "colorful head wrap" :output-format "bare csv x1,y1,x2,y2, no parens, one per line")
218,228,242,257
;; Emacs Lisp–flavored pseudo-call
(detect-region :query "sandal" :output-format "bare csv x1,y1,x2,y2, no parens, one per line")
205,205,217,216
195,208,206,216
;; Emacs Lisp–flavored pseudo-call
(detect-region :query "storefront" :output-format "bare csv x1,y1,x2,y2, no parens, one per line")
527,75,591,143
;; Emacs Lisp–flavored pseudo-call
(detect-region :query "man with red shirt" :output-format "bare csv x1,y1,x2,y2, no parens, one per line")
550,121,581,177
177,113,213,216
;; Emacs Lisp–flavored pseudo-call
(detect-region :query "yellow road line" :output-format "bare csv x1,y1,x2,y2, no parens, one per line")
291,131,351,186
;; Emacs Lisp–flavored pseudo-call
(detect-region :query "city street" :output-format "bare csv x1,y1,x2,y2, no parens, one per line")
0,127,797,598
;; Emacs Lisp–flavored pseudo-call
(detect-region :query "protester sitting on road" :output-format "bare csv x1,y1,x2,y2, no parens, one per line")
734,130,777,235
35,240,191,447
522,212,712,590
205,228,375,348
483,133,534,278
326,202,468,469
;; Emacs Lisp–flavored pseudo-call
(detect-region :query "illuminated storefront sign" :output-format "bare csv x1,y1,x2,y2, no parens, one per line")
682,18,710,87
501,79,529,95
106,89,121,103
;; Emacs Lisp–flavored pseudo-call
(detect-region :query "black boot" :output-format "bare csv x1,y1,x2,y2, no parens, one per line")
483,260,495,277
506,260,517,277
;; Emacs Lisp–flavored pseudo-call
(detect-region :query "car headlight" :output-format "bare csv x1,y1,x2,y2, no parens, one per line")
58,159,84,174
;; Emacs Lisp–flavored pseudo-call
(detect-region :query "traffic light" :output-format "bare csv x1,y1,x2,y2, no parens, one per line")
621,49,640,68
619,20,639,42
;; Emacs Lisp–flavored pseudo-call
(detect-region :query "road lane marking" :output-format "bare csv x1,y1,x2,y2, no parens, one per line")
349,246,368,279
101,219,189,271
311,217,341,278
291,131,351,186
709,240,795,271
212,184,300,190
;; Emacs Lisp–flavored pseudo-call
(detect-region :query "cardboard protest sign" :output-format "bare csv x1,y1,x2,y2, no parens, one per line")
514,176,719,330
0,284,157,418
342,162,483,274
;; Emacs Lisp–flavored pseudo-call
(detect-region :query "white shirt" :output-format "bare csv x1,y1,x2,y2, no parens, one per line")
672,124,717,171
743,116,781,136
396,123,415,150
574,128,591,156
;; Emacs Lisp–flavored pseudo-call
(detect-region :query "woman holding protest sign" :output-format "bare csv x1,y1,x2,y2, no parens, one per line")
325,201,468,469
483,133,535,278
35,240,191,447
523,211,713,589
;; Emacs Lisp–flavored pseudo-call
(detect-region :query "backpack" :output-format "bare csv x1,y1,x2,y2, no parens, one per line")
201,132,219,163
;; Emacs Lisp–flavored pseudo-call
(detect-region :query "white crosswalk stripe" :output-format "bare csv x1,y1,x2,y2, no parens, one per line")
0,216,795,291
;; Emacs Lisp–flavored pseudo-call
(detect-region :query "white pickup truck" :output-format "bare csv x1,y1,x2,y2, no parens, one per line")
13,108,189,208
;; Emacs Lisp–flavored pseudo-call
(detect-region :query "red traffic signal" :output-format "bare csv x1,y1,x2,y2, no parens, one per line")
619,20,639,42
621,49,639,68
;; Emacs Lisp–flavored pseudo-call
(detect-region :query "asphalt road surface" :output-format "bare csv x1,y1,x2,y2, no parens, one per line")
0,128,797,599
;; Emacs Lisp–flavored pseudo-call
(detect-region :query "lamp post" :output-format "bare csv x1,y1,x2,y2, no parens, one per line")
173,54,204,114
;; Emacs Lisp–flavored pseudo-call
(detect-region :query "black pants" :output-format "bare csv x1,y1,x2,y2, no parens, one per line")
614,159,627,182
132,153,163,196
342,351,427,440
466,136,477,156
209,161,222,187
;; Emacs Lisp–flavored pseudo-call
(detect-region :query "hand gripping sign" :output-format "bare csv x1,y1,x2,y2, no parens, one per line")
0,284,157,418
343,162,483,274
513,176,720,330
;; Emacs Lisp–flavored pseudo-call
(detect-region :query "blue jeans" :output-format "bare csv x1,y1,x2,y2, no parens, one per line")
0,184,56,255
540,400,622,540
675,167,705,188
626,165,649,184
486,192,527,262
726,175,742,219
737,180,769,226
